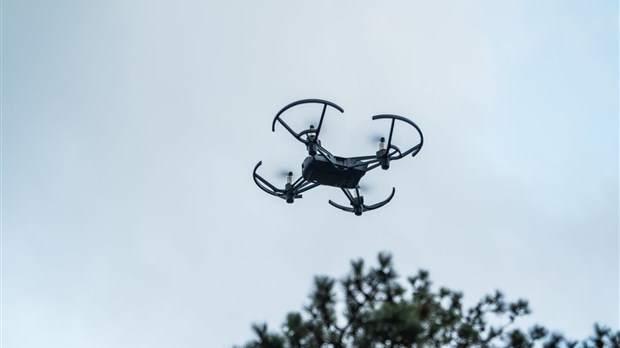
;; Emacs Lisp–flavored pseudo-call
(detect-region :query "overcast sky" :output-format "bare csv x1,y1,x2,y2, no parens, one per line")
4,1,618,347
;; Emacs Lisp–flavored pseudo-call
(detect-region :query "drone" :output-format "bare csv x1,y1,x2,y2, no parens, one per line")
253,99,423,216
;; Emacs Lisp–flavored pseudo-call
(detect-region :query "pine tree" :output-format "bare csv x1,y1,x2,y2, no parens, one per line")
236,252,619,348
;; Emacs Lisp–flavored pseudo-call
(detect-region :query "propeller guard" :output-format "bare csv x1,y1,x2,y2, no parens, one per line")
328,187,396,216
271,99,344,148
253,161,319,203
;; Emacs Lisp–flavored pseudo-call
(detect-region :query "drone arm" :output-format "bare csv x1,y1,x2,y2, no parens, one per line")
292,177,320,193
347,145,402,171
316,144,335,158
365,162,382,172
296,182,320,194
348,154,380,161
341,187,356,203
354,144,406,172
291,175,304,188
316,146,339,166
363,187,396,211
349,157,382,172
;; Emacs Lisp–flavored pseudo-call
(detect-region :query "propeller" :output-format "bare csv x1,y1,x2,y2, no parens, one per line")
363,133,390,153
276,169,293,178
366,132,385,146
273,170,295,186
265,168,297,184
290,111,330,139
354,183,376,194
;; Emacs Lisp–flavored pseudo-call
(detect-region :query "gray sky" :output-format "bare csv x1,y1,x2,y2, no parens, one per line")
4,1,618,347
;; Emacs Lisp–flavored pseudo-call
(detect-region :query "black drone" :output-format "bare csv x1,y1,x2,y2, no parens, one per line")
253,99,423,216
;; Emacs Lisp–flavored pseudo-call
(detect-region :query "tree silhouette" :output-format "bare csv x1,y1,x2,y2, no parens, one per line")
236,252,619,348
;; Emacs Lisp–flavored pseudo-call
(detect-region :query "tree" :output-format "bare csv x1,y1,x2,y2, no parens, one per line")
236,252,619,348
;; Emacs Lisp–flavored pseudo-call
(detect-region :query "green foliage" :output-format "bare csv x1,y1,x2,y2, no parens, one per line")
237,253,619,348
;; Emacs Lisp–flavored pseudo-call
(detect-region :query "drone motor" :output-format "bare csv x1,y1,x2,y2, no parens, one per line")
376,137,390,170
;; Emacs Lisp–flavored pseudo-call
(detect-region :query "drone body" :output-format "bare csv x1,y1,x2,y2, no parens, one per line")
302,154,367,189
253,99,423,216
